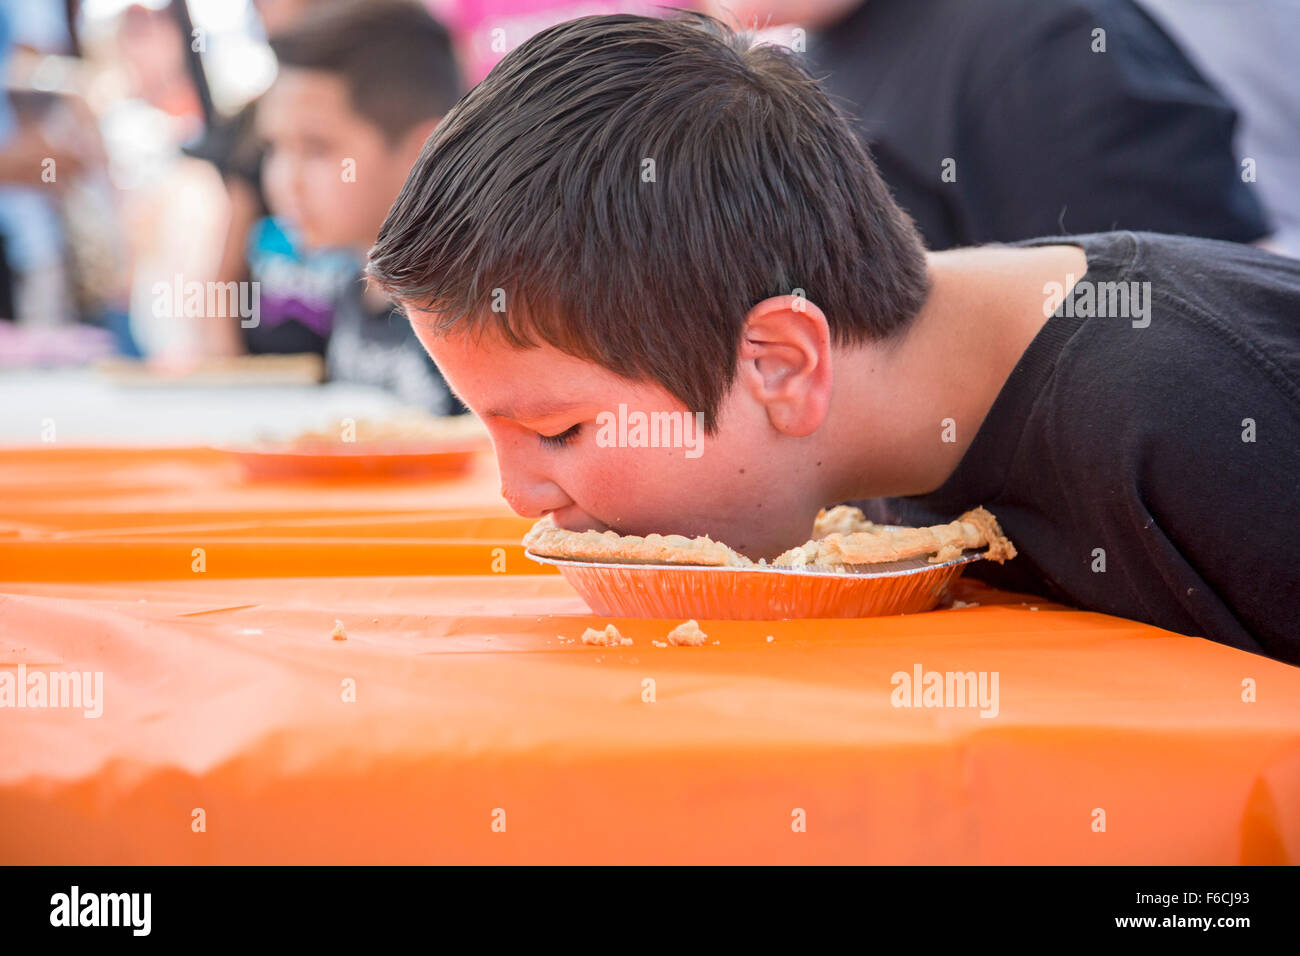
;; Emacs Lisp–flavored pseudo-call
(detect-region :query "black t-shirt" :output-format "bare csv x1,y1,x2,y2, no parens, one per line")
808,0,1271,250
325,278,464,415
238,219,354,359
858,232,1300,665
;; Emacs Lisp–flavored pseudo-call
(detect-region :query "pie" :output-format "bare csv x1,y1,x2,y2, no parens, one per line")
812,504,876,537
774,506,1016,567
522,520,754,567
523,505,1016,569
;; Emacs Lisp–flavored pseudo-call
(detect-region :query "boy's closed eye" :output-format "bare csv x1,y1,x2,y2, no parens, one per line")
538,423,582,449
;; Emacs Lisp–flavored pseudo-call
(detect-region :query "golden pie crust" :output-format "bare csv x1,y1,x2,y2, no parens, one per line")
522,519,754,567
811,504,877,537
523,505,1016,569
580,624,631,646
774,506,1016,567
666,619,708,646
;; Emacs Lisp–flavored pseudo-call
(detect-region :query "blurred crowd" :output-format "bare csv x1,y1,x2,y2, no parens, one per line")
0,0,1295,413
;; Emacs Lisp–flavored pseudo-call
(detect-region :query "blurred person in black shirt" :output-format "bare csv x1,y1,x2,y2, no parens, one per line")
700,0,1272,250
1137,0,1300,257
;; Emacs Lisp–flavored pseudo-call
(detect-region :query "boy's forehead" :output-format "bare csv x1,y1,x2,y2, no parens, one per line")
260,67,353,126
483,397,590,421
409,317,524,368
419,325,584,380
408,320,636,412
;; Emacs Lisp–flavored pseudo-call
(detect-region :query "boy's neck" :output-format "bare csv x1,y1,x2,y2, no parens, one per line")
825,242,1087,501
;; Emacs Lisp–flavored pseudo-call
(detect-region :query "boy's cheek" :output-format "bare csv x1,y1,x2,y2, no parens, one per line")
300,165,351,222
532,445,650,529
309,161,402,248
569,445,731,533
569,447,645,519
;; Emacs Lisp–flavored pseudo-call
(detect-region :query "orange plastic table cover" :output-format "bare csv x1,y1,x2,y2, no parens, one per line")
1,446,1298,864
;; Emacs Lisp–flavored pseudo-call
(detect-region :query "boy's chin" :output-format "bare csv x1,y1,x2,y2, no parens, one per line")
296,231,336,251
701,517,820,560
730,533,806,562
291,222,357,253
641,519,807,561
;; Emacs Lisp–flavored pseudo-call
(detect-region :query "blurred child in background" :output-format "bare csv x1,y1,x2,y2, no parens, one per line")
256,0,465,412
191,0,344,359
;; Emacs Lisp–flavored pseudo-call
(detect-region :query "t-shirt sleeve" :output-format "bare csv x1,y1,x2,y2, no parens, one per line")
957,2,1271,244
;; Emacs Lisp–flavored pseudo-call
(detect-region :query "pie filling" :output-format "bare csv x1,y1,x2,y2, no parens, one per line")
523,505,1017,570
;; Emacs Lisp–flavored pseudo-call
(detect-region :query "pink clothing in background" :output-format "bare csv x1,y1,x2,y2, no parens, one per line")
427,0,661,85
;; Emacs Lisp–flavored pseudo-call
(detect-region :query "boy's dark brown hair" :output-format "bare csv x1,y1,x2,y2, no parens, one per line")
367,11,929,429
269,0,462,144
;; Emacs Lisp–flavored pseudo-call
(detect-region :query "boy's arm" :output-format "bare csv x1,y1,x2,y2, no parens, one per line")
197,177,261,358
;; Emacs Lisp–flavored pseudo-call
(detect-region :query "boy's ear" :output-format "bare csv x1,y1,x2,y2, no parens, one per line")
736,295,833,437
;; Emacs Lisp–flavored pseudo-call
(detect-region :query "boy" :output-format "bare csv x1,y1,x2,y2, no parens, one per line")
367,14,1300,664
257,0,464,412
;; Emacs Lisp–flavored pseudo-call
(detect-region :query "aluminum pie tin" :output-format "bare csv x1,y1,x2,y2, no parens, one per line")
525,541,988,620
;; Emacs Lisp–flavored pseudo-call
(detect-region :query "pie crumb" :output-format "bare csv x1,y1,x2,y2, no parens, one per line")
581,624,628,646
667,619,708,646
330,620,347,641
651,640,668,648
949,600,979,609
765,635,775,643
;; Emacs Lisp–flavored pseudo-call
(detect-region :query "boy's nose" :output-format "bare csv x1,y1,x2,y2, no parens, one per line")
494,445,569,518
499,478,569,519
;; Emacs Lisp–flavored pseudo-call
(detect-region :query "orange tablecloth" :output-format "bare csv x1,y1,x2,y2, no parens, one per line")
2,447,1298,864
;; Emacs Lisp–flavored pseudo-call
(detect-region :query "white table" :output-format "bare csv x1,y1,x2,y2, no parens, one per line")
0,369,411,445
